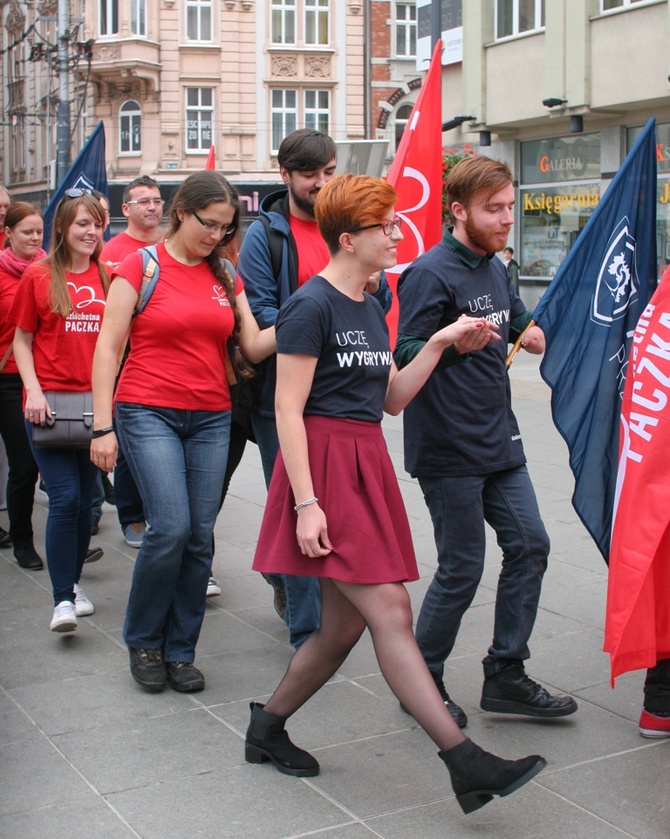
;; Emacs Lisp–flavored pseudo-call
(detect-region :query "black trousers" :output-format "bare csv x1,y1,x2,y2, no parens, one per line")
644,658,670,712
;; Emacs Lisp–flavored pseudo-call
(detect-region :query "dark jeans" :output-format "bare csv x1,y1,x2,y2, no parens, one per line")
644,658,670,713
117,403,231,662
27,423,97,604
113,416,145,529
0,375,38,546
415,466,550,679
250,411,321,649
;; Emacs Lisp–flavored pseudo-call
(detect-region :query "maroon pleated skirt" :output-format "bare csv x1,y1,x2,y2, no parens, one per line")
253,415,419,584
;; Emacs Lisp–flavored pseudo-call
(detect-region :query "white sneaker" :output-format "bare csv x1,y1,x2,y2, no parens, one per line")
206,577,222,597
73,584,95,616
124,521,146,548
50,601,77,632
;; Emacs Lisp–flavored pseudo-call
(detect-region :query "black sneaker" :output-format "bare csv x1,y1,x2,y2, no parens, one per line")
165,661,205,692
481,660,578,717
400,674,468,728
14,544,44,570
129,647,167,692
84,546,104,564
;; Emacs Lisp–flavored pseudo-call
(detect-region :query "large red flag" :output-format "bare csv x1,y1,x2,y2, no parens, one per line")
205,145,216,170
385,39,444,343
604,268,670,683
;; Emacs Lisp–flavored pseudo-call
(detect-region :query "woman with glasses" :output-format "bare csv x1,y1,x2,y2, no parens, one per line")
0,202,46,572
91,171,275,694
8,190,108,631
245,174,546,814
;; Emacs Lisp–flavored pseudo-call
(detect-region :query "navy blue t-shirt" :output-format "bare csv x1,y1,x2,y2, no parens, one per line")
397,234,528,477
276,275,392,422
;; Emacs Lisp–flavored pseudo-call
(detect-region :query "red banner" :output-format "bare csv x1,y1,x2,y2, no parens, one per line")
385,39,444,344
205,145,216,171
605,269,670,682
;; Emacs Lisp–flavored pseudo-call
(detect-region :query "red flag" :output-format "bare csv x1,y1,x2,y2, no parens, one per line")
205,145,216,170
604,268,670,684
385,39,443,342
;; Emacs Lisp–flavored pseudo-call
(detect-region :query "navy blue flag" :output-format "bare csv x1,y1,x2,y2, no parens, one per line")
43,121,108,248
533,116,657,561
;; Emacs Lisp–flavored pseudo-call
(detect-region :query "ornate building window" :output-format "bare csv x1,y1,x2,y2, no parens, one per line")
131,0,147,36
271,88,330,152
185,87,214,151
305,0,329,46
304,89,329,134
394,103,413,152
271,89,297,152
395,3,416,57
119,100,142,155
186,0,213,42
99,0,119,36
272,0,296,45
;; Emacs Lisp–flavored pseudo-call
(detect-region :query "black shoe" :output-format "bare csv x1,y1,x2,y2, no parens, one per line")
102,473,116,506
91,515,100,536
439,738,546,814
84,546,104,564
165,661,205,692
400,674,468,729
128,647,167,692
14,544,44,570
245,702,319,777
0,526,12,547
481,661,578,718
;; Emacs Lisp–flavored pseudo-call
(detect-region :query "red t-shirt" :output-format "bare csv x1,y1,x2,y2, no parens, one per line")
8,261,106,392
290,216,329,286
113,242,242,411
0,264,21,374
100,231,150,265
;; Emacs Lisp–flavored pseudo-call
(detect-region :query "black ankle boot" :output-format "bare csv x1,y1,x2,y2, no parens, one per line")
245,702,319,777
439,738,546,814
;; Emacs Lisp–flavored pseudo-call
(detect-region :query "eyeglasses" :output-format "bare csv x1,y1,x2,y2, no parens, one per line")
63,188,92,199
192,210,237,240
125,198,164,207
348,217,402,236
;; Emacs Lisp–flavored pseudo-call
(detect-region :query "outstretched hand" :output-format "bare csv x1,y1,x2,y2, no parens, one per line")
437,315,502,355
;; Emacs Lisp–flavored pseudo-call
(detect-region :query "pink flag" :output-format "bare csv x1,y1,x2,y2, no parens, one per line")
205,145,216,171
385,39,444,343
604,268,670,683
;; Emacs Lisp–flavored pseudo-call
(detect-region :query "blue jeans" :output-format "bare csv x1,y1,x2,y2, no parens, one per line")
415,466,550,679
27,423,97,605
251,411,321,649
116,403,230,662
113,416,145,530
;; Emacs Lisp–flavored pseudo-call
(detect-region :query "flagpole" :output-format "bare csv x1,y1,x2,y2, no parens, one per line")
505,319,536,367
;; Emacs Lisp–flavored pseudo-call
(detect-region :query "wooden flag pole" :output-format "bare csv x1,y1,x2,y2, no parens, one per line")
505,319,536,367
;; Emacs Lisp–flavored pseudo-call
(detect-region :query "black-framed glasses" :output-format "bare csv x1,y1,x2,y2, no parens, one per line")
63,187,93,199
192,210,237,240
348,217,402,236
125,197,164,207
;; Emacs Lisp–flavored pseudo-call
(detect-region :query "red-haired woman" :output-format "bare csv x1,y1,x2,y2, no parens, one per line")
9,191,108,632
246,173,546,814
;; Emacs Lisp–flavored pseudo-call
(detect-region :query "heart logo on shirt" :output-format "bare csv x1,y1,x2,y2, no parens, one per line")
212,285,231,307
67,282,105,310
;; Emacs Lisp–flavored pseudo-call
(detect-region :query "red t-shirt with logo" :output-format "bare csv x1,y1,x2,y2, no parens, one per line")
290,216,329,286
8,261,106,393
0,264,21,374
113,242,242,411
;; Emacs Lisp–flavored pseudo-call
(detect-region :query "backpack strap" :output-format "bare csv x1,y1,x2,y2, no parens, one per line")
134,245,160,316
258,215,283,280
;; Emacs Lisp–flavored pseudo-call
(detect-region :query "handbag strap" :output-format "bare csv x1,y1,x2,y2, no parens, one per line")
0,342,13,373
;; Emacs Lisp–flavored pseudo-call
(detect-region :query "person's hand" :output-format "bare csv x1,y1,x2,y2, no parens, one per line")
433,315,501,355
24,390,51,426
365,272,381,295
295,503,333,557
90,432,118,473
521,325,546,355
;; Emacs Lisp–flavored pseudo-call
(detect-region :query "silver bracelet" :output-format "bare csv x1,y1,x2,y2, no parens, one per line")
294,496,318,511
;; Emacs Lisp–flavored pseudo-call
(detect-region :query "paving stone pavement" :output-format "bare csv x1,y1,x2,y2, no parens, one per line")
1,353,667,838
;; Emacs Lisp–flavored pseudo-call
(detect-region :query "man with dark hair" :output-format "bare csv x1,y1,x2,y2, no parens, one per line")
395,155,577,728
238,129,392,648
99,176,164,549
100,176,163,268
502,246,520,293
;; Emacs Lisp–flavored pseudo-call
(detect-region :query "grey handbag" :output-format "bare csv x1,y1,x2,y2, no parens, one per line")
31,391,94,449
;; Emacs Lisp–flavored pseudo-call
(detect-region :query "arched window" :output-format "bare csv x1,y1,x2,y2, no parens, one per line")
395,103,413,152
119,100,142,155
